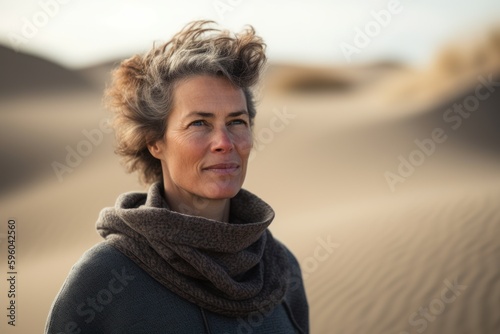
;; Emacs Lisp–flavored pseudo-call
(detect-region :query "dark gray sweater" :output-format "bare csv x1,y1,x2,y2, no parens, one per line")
45,242,308,333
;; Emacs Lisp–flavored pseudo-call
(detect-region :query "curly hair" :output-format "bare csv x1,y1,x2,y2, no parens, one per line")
105,20,267,184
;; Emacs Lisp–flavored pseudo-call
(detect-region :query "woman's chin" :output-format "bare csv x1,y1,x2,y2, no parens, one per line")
203,184,242,200
206,190,240,200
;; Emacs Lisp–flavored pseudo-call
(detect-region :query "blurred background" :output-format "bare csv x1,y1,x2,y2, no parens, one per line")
1,0,499,333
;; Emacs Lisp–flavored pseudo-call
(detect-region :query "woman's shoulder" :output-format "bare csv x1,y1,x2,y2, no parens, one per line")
60,242,133,287
49,242,140,306
273,238,301,270
71,242,129,271
46,243,163,333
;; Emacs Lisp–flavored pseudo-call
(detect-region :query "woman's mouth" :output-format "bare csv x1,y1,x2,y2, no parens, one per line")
203,163,240,175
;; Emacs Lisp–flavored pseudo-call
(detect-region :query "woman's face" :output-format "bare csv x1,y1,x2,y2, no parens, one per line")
149,75,253,203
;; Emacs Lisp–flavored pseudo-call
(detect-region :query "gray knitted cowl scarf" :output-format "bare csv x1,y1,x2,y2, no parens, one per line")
96,182,290,317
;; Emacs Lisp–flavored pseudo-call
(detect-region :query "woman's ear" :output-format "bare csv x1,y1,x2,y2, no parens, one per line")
147,140,164,160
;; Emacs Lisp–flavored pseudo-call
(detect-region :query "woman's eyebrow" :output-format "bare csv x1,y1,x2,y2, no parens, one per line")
227,111,249,117
185,111,214,119
184,110,249,119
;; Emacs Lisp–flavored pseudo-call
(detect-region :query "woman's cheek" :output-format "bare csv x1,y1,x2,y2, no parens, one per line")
239,132,253,153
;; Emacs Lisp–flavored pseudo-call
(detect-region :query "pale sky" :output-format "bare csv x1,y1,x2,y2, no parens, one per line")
0,0,499,69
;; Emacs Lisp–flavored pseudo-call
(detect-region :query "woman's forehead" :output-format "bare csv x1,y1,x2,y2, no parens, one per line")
171,75,247,116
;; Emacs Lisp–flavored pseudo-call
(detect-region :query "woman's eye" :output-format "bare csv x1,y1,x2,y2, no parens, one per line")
229,119,248,126
189,120,206,127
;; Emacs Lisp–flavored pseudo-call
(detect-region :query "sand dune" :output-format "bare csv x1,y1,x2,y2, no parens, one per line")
0,46,105,195
0,46,94,97
274,181,500,333
1,29,500,333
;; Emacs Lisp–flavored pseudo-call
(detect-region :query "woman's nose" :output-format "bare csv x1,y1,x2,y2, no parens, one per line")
211,127,234,153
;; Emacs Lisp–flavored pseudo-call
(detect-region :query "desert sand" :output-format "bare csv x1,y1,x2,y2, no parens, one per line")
1,28,499,333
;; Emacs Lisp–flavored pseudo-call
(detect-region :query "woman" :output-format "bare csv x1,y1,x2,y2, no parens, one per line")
45,20,309,334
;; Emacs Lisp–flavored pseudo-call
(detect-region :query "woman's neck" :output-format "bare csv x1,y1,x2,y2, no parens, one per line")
163,189,230,222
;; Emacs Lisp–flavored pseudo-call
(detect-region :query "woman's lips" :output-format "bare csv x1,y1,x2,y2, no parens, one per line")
203,163,240,175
